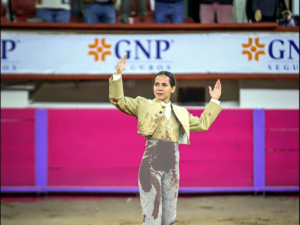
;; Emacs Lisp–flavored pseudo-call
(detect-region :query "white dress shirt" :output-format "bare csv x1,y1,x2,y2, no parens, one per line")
112,73,221,120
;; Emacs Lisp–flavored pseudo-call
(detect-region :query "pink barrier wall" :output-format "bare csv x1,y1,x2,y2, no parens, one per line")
1,109,35,186
48,109,254,188
180,109,253,187
48,110,145,186
1,108,298,189
265,110,299,186
48,109,145,187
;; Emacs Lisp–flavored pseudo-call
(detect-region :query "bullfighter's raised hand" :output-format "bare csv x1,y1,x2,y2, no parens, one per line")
209,79,222,101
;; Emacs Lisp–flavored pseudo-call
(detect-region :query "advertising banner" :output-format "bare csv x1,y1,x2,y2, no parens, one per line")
1,32,299,75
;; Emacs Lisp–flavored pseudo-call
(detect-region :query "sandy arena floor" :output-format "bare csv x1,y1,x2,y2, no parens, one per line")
1,195,299,225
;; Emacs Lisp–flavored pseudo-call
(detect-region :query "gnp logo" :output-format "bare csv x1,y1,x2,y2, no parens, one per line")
1,39,19,72
242,37,299,62
242,37,299,72
242,37,265,61
1,39,17,60
88,38,172,62
88,38,112,62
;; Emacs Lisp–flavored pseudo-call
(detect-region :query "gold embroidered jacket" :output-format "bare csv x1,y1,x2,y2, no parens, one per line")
109,75,222,145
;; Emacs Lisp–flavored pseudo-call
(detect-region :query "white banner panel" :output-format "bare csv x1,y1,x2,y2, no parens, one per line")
1,32,299,75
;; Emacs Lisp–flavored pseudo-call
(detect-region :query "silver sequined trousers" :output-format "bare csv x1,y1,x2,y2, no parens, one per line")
138,138,180,225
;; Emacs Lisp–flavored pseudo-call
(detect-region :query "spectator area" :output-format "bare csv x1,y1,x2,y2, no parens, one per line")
2,0,194,24
1,0,298,30
1,0,7,22
1,0,298,24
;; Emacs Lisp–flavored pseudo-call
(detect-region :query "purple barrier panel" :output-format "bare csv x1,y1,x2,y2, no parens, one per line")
265,110,299,187
48,109,145,186
253,109,265,190
35,109,48,188
177,109,253,187
1,109,35,186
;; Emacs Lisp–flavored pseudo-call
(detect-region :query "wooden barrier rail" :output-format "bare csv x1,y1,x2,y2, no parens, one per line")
1,22,299,32
1,74,299,81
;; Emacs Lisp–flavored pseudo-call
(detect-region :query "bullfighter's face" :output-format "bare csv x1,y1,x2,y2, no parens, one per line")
153,75,176,104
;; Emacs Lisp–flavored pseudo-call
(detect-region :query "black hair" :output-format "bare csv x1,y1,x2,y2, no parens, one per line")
152,71,177,88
